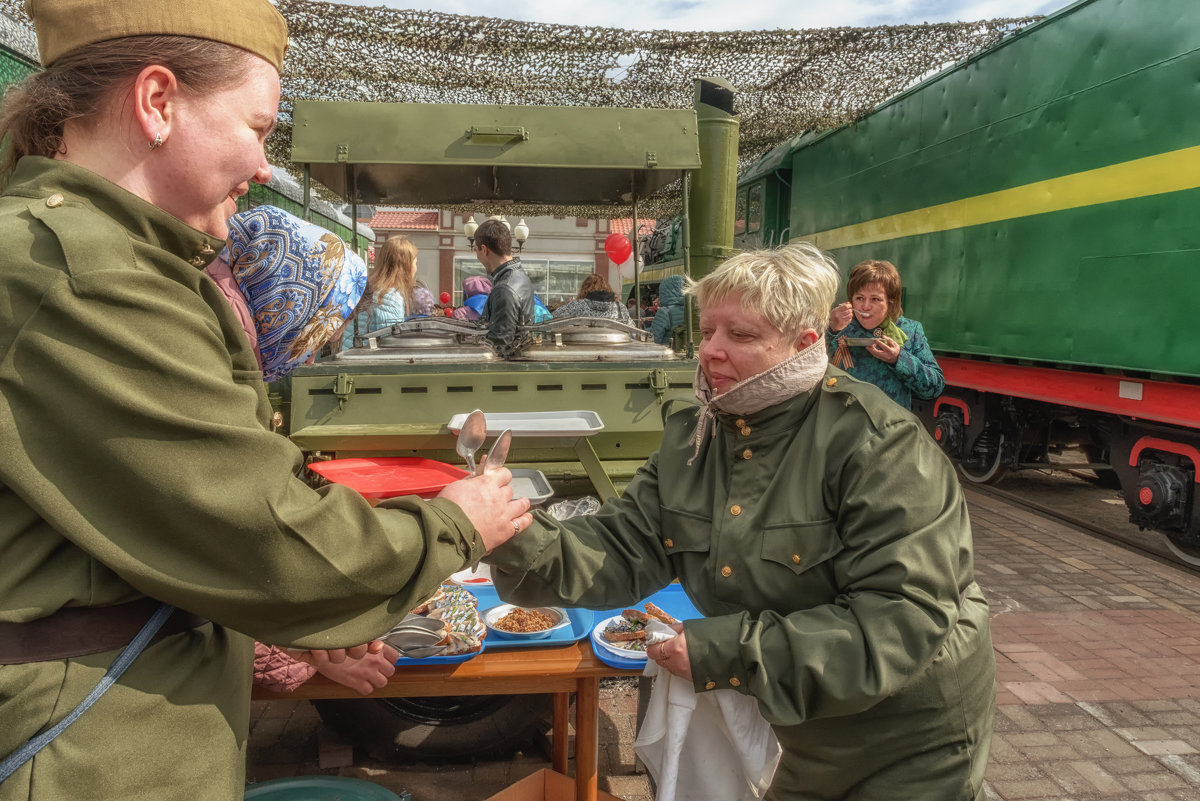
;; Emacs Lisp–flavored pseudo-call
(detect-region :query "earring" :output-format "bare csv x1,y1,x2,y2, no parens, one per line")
148,133,163,151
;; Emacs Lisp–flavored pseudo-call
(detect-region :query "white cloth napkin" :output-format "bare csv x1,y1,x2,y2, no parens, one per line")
634,623,781,801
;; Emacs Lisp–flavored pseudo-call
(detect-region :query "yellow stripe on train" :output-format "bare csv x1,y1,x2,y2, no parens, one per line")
792,144,1200,251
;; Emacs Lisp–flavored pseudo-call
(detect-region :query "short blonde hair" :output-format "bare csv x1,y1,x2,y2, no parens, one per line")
685,243,841,337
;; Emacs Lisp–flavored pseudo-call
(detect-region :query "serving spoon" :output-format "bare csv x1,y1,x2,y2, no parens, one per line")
479,428,513,476
456,409,487,475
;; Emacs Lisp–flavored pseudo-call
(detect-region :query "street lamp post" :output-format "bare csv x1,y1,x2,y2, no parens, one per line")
463,214,530,252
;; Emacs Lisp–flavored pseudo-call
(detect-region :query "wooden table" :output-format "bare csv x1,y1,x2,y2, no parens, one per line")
252,640,637,801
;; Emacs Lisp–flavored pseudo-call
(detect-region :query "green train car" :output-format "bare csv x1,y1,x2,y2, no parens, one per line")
735,0,1200,561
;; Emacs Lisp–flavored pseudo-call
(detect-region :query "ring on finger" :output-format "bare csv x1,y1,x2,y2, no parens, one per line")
513,519,520,535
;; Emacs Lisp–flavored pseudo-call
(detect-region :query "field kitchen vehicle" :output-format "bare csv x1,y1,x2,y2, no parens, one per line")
278,79,738,758
731,0,1200,565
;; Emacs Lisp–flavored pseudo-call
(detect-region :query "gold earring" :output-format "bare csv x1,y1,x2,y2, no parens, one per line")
148,133,163,151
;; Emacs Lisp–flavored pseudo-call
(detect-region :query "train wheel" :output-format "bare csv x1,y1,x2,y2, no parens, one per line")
1164,536,1200,568
958,433,1008,485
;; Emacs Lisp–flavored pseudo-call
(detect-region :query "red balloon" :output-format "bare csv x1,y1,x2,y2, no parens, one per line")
440,291,451,304
444,308,454,317
604,232,633,264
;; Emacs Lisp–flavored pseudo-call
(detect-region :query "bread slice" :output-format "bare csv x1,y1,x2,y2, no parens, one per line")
644,602,677,624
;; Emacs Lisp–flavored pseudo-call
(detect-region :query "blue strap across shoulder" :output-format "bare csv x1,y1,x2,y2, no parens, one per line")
0,603,175,783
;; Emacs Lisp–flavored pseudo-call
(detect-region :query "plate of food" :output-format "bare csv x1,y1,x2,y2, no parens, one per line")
483,604,571,640
590,610,654,662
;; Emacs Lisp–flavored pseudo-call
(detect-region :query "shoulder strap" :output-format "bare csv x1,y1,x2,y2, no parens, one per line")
0,603,175,783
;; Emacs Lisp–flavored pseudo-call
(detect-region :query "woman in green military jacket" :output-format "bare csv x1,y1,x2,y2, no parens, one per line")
0,2,530,798
488,243,995,800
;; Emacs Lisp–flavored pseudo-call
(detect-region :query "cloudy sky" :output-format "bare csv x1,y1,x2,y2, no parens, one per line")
336,0,1075,31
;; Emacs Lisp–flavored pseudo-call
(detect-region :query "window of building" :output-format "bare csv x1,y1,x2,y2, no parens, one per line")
452,258,595,306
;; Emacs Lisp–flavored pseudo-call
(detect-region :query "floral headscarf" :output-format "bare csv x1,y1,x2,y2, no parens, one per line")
225,206,367,381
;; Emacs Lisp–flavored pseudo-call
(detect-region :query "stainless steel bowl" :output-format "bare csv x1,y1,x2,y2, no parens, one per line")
482,604,570,640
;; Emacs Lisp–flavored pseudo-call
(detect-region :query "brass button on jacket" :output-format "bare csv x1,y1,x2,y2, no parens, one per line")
704,681,716,690
664,538,675,548
720,565,733,577
740,426,752,436
729,677,741,687
742,449,753,460
45,193,64,208
730,504,742,516
826,377,838,387
735,418,745,427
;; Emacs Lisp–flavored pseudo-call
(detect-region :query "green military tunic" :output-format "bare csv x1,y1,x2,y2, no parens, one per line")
0,158,486,800
489,369,995,800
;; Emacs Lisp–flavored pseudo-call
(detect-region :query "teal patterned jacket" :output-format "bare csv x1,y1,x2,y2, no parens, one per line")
826,315,944,409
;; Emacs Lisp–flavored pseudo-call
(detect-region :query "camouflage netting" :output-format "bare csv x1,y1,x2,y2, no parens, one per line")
0,0,1037,217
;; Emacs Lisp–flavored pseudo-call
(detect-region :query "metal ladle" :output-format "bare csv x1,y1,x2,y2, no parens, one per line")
456,409,487,475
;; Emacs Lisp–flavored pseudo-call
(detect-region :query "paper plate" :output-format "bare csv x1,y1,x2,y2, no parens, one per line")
590,614,648,662
450,563,494,587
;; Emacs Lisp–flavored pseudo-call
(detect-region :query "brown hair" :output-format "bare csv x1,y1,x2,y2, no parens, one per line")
0,36,253,185
369,235,419,306
577,273,612,298
846,259,903,322
473,218,512,257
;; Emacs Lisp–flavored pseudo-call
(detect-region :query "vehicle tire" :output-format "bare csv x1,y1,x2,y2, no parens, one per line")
313,694,553,762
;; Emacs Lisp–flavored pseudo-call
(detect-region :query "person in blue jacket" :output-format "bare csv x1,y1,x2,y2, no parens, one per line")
452,275,493,321
827,258,944,410
651,274,687,345
342,235,418,349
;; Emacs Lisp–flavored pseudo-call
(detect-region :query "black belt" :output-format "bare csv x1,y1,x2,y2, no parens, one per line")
0,598,208,664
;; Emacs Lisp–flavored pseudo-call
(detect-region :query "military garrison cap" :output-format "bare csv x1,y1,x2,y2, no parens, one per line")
26,0,289,70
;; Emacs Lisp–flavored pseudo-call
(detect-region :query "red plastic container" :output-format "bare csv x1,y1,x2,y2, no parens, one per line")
307,457,469,499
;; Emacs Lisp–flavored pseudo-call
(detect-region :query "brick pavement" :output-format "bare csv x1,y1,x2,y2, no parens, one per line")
247,487,1200,800
971,490,1200,800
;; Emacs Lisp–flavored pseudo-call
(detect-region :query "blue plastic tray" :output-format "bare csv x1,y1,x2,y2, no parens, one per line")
471,586,594,650
391,622,488,667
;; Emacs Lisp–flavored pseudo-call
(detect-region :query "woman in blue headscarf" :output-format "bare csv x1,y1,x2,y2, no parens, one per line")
206,206,394,695
207,205,368,381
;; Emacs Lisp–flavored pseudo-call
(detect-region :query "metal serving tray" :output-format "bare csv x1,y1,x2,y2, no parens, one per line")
447,411,605,438
510,468,554,505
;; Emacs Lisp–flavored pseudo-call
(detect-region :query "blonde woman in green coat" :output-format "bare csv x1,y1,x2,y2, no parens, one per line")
489,242,995,800
0,2,529,798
